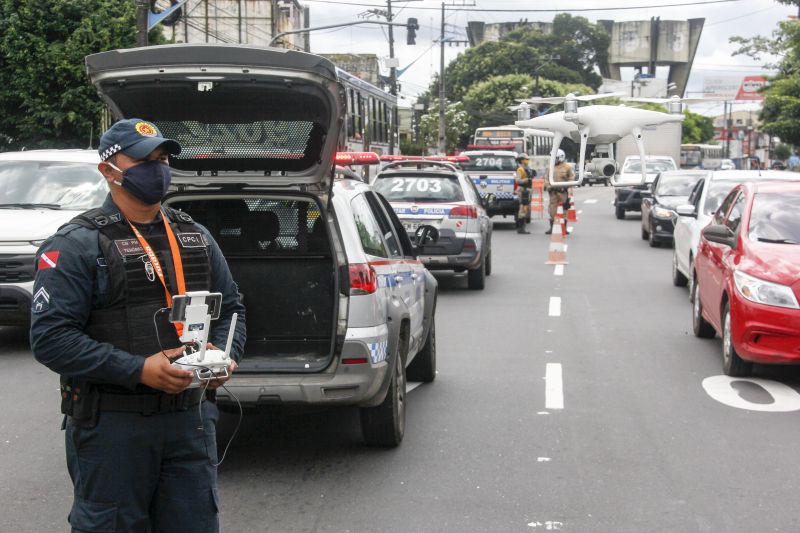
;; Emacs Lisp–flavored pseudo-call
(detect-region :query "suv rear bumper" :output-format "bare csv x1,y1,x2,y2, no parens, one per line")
417,233,482,271
0,282,33,327
215,325,391,407
486,198,518,217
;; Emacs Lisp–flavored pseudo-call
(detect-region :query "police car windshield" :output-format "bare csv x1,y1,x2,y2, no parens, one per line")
748,192,800,244
462,155,517,172
0,161,107,210
373,175,464,203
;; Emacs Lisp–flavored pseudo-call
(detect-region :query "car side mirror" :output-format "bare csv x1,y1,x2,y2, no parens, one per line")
482,193,495,208
414,225,439,247
702,224,736,247
676,204,696,218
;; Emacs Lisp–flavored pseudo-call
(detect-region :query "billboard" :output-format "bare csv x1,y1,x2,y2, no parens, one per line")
703,76,767,101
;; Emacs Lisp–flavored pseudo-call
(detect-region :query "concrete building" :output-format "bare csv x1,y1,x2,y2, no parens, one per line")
155,0,309,50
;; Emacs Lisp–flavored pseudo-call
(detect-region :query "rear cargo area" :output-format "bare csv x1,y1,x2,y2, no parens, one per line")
170,195,337,372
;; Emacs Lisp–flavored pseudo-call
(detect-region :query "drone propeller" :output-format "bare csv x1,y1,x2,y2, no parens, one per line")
518,92,626,105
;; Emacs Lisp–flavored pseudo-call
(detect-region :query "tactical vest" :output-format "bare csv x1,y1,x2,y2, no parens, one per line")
71,207,212,359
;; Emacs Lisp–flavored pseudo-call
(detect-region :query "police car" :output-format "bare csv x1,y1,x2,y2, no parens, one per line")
372,158,493,290
85,44,438,447
0,150,106,326
460,146,519,218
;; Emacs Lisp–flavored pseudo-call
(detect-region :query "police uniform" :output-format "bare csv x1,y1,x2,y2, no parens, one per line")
514,156,535,234
30,121,246,532
546,160,575,231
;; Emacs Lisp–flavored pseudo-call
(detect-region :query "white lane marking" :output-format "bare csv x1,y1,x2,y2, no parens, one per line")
528,520,564,529
537,457,552,462
537,411,550,415
584,199,597,204
553,265,564,276
545,363,564,410
577,210,583,214
407,382,423,393
548,297,561,316
563,244,568,252
702,376,800,412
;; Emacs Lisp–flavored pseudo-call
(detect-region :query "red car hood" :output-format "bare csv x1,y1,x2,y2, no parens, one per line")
739,240,800,293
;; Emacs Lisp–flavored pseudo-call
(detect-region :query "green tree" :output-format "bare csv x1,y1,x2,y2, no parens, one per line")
732,19,800,145
460,73,592,136
0,0,166,150
443,14,609,102
681,110,715,144
418,100,470,154
774,142,792,161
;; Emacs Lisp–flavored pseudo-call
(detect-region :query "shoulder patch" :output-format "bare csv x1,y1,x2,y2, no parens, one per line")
31,287,50,314
177,232,206,248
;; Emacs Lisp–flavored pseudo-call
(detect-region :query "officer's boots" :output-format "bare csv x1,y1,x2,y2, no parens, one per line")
516,217,530,234
544,219,554,235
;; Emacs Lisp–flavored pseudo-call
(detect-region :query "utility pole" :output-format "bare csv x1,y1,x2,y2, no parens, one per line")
387,0,397,153
438,2,446,155
136,0,149,46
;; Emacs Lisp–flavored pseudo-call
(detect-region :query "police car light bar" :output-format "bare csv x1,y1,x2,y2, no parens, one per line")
334,152,381,166
380,155,468,163
465,144,517,151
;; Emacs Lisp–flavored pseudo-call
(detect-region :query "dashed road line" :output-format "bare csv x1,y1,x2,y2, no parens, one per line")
548,297,561,316
545,363,564,410
553,265,564,276
584,199,598,204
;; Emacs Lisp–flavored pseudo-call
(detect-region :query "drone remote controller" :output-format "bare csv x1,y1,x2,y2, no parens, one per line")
169,291,238,388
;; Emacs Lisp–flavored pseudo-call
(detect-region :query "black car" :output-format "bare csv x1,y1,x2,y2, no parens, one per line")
640,170,708,247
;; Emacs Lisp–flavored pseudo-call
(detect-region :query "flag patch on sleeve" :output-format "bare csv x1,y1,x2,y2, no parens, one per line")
37,251,60,270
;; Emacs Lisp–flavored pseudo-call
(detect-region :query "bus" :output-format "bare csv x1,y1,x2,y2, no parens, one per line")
337,68,397,158
473,125,553,156
680,143,723,170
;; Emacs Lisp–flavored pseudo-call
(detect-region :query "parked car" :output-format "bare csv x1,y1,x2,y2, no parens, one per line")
614,155,678,219
693,181,800,376
640,170,707,247
771,160,787,170
719,158,736,170
373,159,493,290
460,149,519,218
671,170,800,295
86,44,438,447
0,149,106,326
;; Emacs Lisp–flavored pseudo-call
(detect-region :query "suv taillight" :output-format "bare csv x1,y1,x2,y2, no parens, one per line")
449,205,478,219
348,263,378,295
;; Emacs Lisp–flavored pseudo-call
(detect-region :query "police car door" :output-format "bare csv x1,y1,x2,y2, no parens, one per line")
364,191,423,348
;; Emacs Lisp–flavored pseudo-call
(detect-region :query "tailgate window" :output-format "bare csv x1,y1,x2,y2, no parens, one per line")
373,175,464,203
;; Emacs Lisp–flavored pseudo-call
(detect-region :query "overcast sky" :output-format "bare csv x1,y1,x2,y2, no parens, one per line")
302,0,795,115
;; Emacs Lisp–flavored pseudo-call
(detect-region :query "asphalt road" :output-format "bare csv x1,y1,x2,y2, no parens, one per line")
3,185,800,532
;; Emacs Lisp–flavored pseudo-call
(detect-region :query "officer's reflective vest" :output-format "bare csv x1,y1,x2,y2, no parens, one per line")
71,207,212,358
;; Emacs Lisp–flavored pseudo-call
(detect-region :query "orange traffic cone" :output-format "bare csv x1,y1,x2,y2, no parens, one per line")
567,189,577,223
546,206,568,265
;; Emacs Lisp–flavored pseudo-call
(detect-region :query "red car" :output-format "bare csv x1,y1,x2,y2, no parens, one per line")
693,181,800,376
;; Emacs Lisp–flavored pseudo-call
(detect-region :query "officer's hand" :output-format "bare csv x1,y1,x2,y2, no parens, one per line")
204,343,237,390
141,348,193,394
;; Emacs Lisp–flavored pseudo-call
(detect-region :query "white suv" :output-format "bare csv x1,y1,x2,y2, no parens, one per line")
86,44,438,447
0,150,106,326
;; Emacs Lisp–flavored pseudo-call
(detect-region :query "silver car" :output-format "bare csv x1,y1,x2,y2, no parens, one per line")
86,44,437,447
373,160,493,290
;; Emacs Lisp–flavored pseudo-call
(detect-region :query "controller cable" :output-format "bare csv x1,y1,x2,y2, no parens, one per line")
152,307,244,467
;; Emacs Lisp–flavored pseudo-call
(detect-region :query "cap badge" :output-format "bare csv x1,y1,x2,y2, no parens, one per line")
135,121,157,137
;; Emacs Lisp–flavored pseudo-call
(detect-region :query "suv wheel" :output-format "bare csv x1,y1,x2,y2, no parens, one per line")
722,303,752,377
641,225,649,240
485,251,492,276
615,206,626,220
692,278,716,339
406,316,436,382
672,251,688,287
360,341,406,447
467,257,486,290
648,227,660,248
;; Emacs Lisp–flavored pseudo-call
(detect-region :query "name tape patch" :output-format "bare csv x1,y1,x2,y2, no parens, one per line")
177,233,206,248
114,239,145,256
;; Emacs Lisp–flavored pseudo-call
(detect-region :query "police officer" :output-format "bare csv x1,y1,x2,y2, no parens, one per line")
514,153,535,234
30,119,246,532
545,149,575,235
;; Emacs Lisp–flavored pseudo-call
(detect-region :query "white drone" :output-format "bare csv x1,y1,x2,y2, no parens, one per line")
514,93,685,186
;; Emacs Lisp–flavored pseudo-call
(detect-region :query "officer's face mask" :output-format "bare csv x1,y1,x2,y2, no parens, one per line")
107,159,172,206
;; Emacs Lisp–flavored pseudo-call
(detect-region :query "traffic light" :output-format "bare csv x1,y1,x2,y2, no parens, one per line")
407,18,419,45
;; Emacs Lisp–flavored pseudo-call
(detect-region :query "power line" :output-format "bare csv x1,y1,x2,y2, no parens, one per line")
301,0,744,12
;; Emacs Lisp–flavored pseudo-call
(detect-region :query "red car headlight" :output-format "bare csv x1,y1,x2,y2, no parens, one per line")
733,270,800,309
